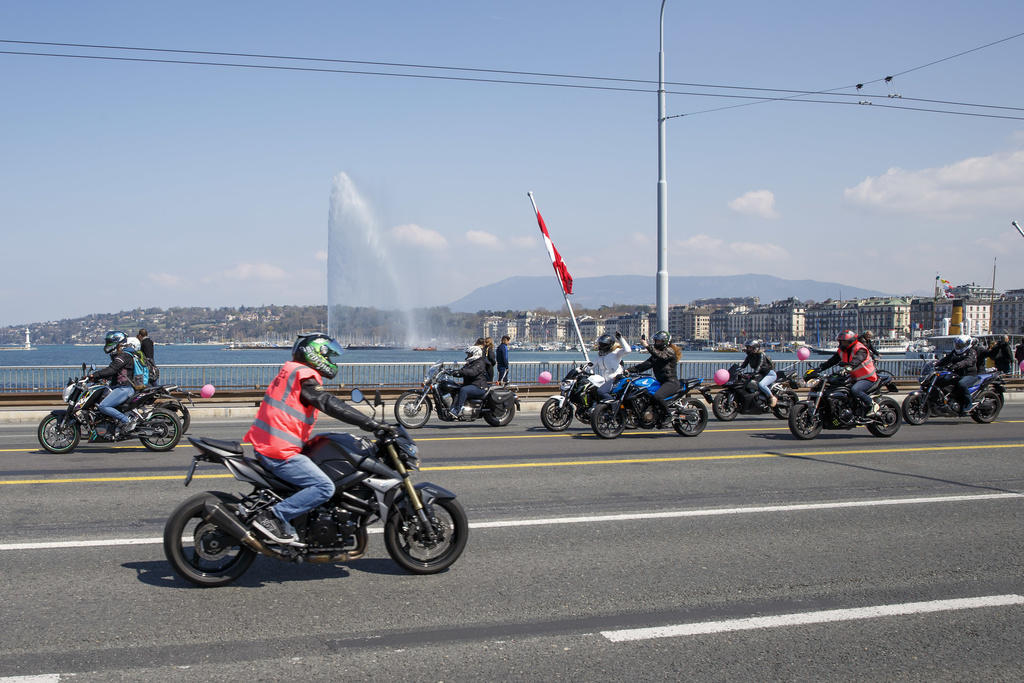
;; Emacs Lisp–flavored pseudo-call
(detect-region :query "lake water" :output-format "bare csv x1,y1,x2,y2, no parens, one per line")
0,344,791,368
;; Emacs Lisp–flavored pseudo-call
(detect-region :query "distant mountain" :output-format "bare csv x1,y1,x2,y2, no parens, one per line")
446,274,891,312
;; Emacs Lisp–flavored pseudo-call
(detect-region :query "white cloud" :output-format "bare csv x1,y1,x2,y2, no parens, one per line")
728,190,779,219
390,223,448,250
674,233,790,270
314,250,328,262
465,230,502,249
148,272,183,287
221,263,288,282
843,149,1024,217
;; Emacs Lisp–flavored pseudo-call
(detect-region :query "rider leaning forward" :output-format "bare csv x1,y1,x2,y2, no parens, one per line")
245,333,396,545
818,330,879,416
87,330,139,437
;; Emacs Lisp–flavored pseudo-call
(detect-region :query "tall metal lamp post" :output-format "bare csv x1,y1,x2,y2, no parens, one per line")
656,0,670,334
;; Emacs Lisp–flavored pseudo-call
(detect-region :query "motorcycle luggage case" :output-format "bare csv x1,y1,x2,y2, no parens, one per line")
488,388,516,407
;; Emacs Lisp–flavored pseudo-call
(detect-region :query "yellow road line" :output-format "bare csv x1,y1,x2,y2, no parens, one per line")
2,442,1022,485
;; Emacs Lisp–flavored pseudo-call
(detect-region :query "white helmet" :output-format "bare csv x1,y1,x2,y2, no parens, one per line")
465,345,483,361
952,334,972,354
125,336,141,352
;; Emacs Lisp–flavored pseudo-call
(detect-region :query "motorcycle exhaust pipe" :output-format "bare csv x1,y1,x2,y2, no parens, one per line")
202,500,275,557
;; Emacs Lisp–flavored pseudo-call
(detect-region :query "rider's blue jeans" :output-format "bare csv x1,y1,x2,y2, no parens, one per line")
98,386,135,423
257,452,335,524
452,384,486,415
850,379,873,411
757,370,777,400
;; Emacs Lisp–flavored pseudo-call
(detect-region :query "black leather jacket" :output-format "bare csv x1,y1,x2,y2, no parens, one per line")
298,378,382,431
631,344,679,384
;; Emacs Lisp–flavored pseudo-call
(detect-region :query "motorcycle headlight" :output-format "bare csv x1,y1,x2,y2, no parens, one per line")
62,385,75,402
560,379,573,391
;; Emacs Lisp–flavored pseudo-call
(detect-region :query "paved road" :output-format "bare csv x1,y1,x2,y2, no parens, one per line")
1,405,1023,681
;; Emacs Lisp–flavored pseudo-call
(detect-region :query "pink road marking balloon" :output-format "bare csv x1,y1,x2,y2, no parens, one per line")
713,369,730,386
200,383,216,398
796,346,811,361
538,371,552,384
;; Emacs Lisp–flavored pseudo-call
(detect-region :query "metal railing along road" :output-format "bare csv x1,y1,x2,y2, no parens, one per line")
0,359,942,393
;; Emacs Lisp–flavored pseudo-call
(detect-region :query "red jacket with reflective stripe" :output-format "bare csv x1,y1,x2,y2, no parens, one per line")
839,341,878,382
245,361,322,460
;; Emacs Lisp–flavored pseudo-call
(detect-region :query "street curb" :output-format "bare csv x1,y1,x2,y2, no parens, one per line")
4,391,1021,425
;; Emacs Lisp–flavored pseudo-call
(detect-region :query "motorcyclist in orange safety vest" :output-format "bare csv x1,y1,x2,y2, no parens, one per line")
817,329,879,416
245,333,395,545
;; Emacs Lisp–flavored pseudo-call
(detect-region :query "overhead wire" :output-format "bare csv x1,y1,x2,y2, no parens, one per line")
1,33,1023,121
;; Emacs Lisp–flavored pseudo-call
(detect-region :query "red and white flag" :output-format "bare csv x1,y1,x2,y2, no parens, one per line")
531,198,573,295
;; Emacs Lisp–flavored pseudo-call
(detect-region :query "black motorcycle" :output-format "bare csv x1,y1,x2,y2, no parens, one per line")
164,389,468,587
701,364,800,421
539,362,603,431
788,368,901,440
590,373,708,439
394,361,520,428
901,362,1004,425
37,368,183,454
145,384,195,433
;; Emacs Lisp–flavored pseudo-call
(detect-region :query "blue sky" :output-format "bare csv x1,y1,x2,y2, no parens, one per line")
1,1,1023,326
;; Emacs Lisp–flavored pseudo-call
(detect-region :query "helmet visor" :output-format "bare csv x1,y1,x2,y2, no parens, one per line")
321,339,345,360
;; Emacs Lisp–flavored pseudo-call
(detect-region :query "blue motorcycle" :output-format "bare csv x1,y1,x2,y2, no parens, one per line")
901,361,1004,425
589,373,708,439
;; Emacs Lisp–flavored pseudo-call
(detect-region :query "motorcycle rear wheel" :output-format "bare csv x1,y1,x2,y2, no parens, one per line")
712,391,739,421
901,393,929,426
672,400,708,437
37,413,80,454
394,391,432,429
140,409,182,452
483,401,516,427
590,402,626,439
385,498,468,574
970,390,1000,424
163,493,256,587
867,397,901,437
162,404,191,434
771,391,798,420
540,397,572,431
788,402,822,440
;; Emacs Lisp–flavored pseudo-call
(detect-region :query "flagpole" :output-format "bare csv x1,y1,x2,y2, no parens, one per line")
527,192,590,363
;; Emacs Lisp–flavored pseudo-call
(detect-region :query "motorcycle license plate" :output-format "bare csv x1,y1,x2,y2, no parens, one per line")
184,458,199,487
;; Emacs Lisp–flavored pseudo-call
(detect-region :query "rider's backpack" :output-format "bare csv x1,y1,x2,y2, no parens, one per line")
145,355,159,383
127,349,149,389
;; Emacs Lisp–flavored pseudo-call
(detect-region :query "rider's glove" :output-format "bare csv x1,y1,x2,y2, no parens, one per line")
369,422,398,440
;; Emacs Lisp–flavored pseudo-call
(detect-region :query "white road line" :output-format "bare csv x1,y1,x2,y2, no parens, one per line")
0,675,63,682
601,594,1024,642
2,492,1021,551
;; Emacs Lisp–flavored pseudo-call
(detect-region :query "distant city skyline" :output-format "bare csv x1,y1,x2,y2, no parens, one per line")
2,2,1022,327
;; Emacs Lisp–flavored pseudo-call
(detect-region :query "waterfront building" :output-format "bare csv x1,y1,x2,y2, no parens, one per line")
992,289,1024,334
577,315,605,343
767,297,806,342
667,306,710,342
604,311,650,340
804,300,859,345
856,297,911,339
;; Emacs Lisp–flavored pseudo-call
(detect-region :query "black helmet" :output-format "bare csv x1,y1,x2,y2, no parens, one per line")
745,339,762,353
596,334,615,354
292,333,344,379
652,330,671,349
103,330,128,354
837,330,857,350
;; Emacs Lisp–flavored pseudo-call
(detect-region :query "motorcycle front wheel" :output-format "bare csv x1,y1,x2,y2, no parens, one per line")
394,391,432,429
483,400,516,427
970,390,1001,424
867,397,901,437
788,402,822,440
901,393,929,426
140,409,182,452
540,397,572,431
672,400,708,437
163,493,256,587
591,402,626,439
37,413,80,454
712,391,739,421
385,498,468,574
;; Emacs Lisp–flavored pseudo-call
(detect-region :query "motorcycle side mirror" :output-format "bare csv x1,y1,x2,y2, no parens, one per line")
81,362,87,375
350,389,364,404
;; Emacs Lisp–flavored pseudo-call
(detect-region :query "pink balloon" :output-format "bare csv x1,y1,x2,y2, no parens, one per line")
796,346,811,361
538,371,552,384
713,368,730,386
1020,359,1024,373
200,383,216,398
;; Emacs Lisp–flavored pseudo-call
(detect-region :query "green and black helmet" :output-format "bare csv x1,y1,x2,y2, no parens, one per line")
292,333,345,379
103,330,128,354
